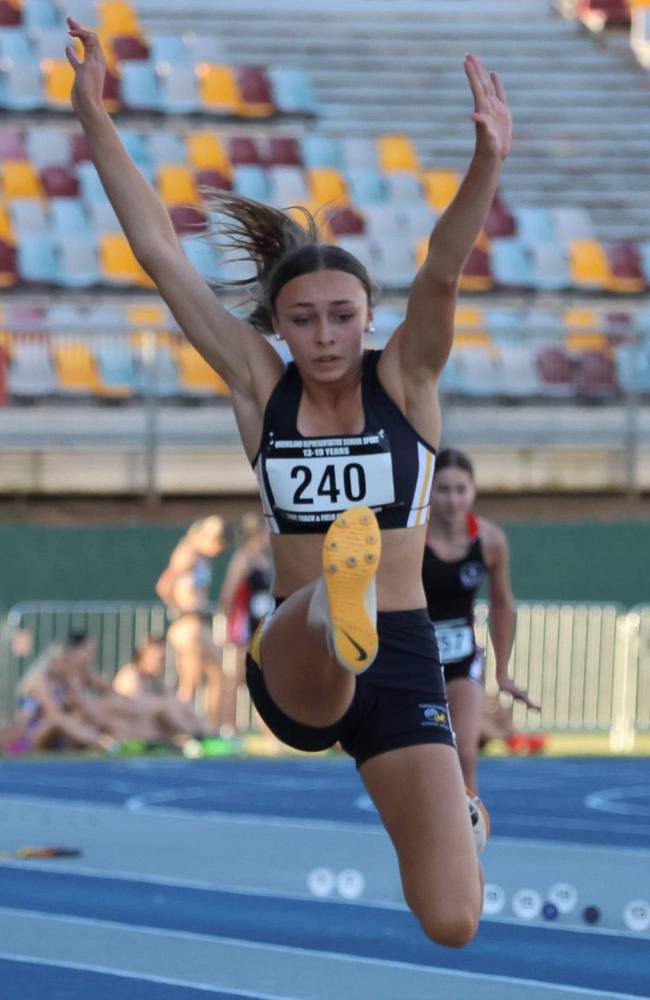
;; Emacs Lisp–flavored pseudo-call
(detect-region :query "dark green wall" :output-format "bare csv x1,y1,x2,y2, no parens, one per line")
1,521,649,611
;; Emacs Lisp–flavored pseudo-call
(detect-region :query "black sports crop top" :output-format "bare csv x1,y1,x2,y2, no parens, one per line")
253,350,436,534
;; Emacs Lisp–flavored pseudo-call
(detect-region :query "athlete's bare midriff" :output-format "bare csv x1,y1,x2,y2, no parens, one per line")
270,523,428,610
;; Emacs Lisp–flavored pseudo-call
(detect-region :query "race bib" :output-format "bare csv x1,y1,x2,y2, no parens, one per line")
434,618,475,664
265,430,394,525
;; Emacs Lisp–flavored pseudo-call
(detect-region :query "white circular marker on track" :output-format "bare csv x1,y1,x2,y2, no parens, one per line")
623,900,650,932
483,883,506,915
512,888,543,920
336,868,365,899
548,882,578,914
307,867,335,897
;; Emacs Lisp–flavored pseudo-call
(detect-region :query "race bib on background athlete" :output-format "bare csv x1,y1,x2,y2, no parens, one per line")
434,618,475,664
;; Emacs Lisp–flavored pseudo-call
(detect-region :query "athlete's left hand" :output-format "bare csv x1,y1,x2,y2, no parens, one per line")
498,678,541,712
464,53,512,161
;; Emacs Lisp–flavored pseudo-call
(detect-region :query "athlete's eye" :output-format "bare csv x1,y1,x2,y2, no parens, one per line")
291,316,311,326
335,313,354,322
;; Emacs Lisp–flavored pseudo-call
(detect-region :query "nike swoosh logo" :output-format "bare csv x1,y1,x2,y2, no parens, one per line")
341,629,368,662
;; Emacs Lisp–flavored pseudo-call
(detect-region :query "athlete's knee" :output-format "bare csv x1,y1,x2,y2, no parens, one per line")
415,903,480,948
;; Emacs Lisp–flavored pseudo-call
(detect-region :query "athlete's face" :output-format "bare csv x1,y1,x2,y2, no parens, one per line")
273,270,371,380
197,528,224,558
429,467,476,523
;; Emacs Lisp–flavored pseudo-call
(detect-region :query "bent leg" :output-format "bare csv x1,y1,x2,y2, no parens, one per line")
360,743,483,948
259,507,380,729
446,678,484,791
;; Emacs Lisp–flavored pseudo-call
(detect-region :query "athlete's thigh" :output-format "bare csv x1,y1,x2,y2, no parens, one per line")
446,678,484,751
359,744,481,912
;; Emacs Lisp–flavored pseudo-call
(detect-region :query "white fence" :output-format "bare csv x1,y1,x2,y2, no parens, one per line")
2,600,649,748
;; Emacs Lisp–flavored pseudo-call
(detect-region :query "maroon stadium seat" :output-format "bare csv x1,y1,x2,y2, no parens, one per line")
484,190,516,238
235,66,276,117
228,136,261,165
103,67,122,113
327,206,366,236
0,1,21,26
0,126,26,161
460,245,493,291
39,165,80,198
574,349,620,401
267,136,302,167
71,132,92,164
606,241,645,293
0,239,17,287
169,204,208,235
536,345,575,389
195,169,232,193
112,35,151,61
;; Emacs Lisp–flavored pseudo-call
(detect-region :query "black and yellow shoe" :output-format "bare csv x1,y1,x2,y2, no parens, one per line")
322,506,381,674
467,787,490,854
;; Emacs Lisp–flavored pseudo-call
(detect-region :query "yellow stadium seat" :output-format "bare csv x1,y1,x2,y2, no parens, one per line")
100,234,156,288
421,169,460,212
173,342,230,396
568,239,612,290
564,307,600,331
0,331,12,361
52,342,104,396
565,332,611,358
126,304,168,328
454,331,492,350
196,64,243,115
377,134,420,173
41,59,75,110
3,161,42,199
97,1,141,36
454,306,486,331
307,168,347,208
157,166,199,206
187,132,231,174
0,202,14,244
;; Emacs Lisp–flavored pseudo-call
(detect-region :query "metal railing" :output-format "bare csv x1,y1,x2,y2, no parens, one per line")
1,599,648,748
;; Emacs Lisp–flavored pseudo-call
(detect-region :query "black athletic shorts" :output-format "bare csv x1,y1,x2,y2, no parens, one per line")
245,604,456,768
443,647,486,686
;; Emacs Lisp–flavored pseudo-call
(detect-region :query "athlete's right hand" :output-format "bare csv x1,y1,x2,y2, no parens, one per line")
65,16,106,114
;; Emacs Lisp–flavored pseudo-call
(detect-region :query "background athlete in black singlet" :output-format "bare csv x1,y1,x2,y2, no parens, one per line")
424,448,540,790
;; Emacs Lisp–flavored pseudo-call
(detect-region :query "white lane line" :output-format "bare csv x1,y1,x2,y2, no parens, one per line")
0,909,645,1000
0,952,285,999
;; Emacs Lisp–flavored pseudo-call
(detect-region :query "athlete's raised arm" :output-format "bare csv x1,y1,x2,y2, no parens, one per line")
65,18,282,404
384,53,511,391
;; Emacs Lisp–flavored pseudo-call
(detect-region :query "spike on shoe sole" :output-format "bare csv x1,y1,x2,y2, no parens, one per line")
322,506,381,674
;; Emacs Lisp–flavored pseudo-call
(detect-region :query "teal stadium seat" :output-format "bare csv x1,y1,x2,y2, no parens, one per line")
268,67,318,116
8,340,58,400
512,206,556,246
267,165,308,207
23,1,61,30
148,128,186,166
94,340,138,396
301,135,342,169
149,34,191,65
49,197,91,237
346,169,386,205
490,237,535,290
32,25,69,61
528,242,571,292
157,64,200,114
56,233,100,288
133,344,181,398
77,161,110,203
120,61,161,112
340,136,378,171
180,233,223,284
0,38,42,110
116,128,153,172
17,233,59,284
10,198,49,236
0,27,32,63
232,164,270,201
26,126,70,169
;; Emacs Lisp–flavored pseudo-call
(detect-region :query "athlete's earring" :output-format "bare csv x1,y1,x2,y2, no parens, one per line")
366,323,376,334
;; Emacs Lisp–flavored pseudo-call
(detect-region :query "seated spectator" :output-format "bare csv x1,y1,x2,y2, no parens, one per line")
113,634,211,741
0,642,117,754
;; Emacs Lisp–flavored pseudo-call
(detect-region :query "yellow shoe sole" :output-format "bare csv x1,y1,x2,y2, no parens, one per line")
322,506,381,674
